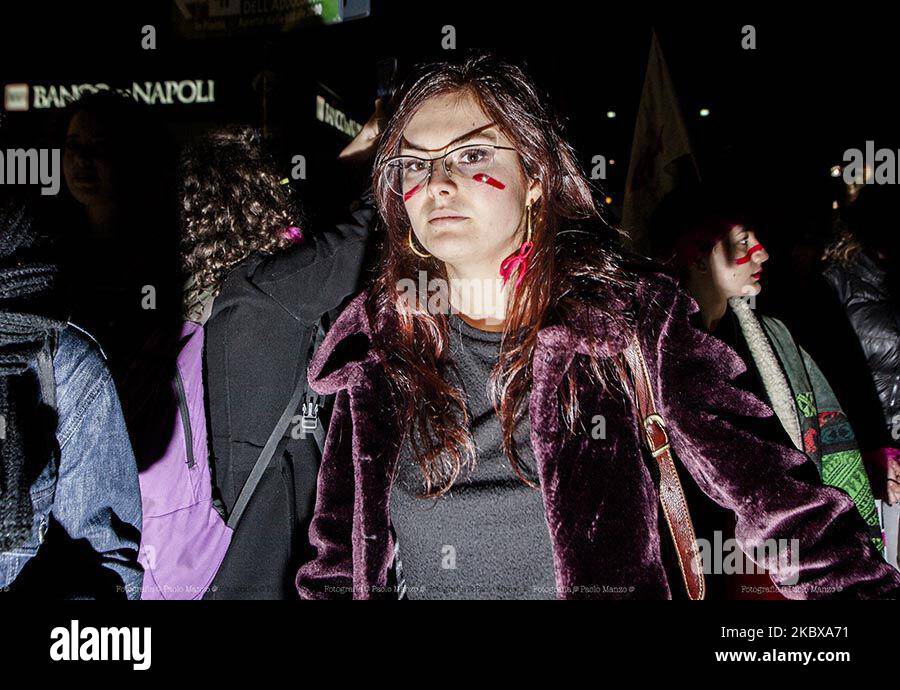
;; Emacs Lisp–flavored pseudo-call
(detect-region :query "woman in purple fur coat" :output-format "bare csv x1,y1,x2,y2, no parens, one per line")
295,55,900,600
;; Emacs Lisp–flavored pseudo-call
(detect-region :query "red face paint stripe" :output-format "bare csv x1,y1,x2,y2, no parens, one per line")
402,183,422,202
473,173,506,190
735,243,764,265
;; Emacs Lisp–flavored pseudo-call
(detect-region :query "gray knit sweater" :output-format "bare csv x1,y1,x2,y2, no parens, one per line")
389,314,557,599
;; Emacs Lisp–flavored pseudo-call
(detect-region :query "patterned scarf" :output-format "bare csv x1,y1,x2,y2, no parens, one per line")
730,297,883,551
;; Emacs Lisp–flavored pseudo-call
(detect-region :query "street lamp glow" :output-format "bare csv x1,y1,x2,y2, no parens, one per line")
606,111,616,119
699,108,710,118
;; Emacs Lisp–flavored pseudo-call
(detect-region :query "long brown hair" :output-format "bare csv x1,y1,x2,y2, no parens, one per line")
369,55,635,496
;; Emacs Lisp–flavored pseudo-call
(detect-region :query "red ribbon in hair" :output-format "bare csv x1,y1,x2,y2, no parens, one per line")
499,240,534,291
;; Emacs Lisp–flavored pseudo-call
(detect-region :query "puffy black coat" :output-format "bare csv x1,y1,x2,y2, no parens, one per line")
203,202,374,599
823,250,900,431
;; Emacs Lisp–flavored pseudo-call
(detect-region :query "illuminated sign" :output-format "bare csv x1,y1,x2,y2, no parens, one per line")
2,80,217,111
4,84,29,112
174,0,371,39
316,94,361,138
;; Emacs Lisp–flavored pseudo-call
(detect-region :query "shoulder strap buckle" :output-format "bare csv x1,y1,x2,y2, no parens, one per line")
301,399,319,431
642,413,670,457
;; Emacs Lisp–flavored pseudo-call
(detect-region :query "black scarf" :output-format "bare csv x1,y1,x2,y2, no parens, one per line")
0,202,64,551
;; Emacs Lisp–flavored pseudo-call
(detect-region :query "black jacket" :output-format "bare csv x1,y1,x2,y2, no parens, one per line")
203,202,375,599
823,250,900,433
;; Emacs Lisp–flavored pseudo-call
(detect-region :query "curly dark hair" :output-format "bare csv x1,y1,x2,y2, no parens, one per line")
179,126,300,313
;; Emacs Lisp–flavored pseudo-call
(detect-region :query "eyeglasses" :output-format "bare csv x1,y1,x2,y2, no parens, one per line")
381,143,516,199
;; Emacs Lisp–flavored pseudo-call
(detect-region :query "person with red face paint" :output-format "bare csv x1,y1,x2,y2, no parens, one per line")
650,189,884,598
295,56,900,600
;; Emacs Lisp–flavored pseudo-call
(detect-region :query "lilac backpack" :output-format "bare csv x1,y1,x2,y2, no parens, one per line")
138,321,232,600
136,317,328,599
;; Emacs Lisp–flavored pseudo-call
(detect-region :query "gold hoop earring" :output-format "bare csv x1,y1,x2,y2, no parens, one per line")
408,228,431,258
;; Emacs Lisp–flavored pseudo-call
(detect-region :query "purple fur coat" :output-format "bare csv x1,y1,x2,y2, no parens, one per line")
296,272,900,599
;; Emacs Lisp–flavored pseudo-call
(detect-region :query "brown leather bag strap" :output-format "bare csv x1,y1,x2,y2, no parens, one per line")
622,338,706,600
